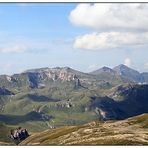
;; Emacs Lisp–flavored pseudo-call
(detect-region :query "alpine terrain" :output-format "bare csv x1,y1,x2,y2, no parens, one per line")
0,64,148,145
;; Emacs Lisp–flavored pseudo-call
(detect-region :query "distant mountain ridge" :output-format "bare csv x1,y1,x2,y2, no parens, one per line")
0,64,148,84
90,66,117,75
0,67,88,90
90,64,148,83
113,64,142,82
0,64,148,96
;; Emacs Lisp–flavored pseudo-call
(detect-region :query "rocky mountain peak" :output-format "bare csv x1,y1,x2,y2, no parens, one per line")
113,64,140,75
101,66,116,73
90,66,116,75
115,64,127,69
113,64,141,82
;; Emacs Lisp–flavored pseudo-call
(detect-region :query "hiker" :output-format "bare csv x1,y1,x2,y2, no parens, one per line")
18,127,25,141
10,129,15,139
13,129,19,140
9,127,29,145
18,127,29,140
23,128,29,138
10,129,20,145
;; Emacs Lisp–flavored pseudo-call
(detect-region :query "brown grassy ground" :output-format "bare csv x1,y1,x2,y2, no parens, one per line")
20,113,148,145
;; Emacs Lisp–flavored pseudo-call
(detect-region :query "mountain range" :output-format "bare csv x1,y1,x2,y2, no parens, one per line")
0,64,148,92
0,64,148,145
91,64,148,83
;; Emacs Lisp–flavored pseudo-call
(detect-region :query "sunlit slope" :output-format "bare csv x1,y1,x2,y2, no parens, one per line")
21,114,148,145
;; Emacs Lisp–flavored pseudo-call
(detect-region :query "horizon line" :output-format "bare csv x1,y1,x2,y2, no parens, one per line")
0,64,147,76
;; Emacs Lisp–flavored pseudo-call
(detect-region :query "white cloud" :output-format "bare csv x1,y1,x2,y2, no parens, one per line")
69,4,148,31
0,44,27,53
0,31,73,54
70,4,148,51
124,58,132,67
0,36,52,53
74,31,148,50
144,62,148,69
88,64,98,71
17,3,29,7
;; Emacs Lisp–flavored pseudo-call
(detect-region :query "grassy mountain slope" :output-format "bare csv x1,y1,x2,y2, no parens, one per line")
20,113,148,145
0,83,148,133
0,122,16,145
0,66,148,135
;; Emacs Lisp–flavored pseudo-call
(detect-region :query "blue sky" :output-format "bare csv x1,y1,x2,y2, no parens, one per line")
0,3,148,75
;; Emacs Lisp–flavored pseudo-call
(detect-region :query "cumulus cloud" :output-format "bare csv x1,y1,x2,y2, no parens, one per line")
69,3,148,31
70,4,148,51
124,58,132,67
144,62,148,69
74,31,148,50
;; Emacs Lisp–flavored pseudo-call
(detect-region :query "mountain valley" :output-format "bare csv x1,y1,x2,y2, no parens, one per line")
0,64,148,145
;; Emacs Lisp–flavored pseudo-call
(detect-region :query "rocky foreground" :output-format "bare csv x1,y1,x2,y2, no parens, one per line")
20,114,148,145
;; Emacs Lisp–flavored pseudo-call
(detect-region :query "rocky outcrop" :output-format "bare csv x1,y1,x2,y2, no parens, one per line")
25,67,80,82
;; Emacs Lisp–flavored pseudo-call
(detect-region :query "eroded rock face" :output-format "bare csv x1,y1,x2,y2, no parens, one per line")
27,67,78,82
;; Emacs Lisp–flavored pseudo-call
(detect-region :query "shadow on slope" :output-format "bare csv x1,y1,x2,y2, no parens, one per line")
90,85,148,120
23,94,60,102
0,111,52,125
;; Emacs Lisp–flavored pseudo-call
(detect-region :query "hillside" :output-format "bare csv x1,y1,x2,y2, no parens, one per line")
20,114,148,145
0,65,148,136
113,64,142,82
0,122,16,145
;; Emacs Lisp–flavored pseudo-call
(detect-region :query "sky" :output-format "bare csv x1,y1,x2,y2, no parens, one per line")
0,3,148,75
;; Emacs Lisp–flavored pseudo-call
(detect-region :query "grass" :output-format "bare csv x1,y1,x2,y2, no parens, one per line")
0,122,16,144
20,113,148,146
78,138,148,145
21,124,89,145
0,78,148,144
127,114,148,128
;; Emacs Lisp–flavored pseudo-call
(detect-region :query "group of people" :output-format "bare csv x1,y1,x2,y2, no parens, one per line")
10,127,29,145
